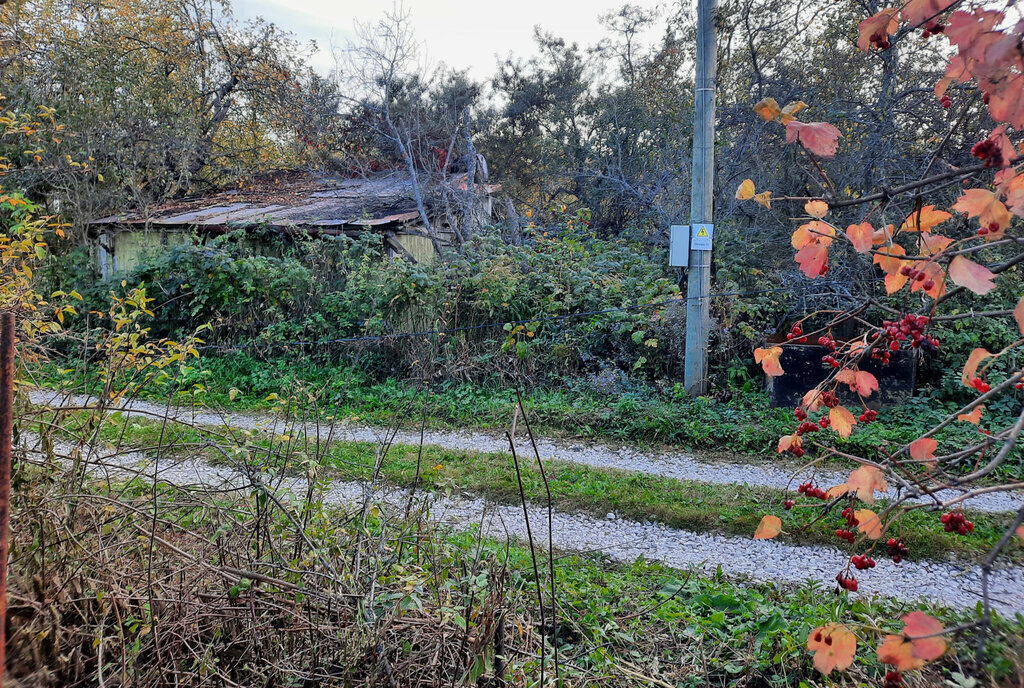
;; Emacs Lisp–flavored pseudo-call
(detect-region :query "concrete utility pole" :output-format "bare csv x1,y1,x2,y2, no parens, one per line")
684,0,717,396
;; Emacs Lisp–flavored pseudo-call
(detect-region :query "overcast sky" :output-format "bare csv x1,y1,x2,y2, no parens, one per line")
233,0,667,79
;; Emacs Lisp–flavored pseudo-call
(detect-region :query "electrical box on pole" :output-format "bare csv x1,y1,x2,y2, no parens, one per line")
684,0,717,397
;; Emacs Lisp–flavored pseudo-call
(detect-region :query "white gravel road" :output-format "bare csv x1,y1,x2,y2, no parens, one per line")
28,388,1024,514
17,413,1024,617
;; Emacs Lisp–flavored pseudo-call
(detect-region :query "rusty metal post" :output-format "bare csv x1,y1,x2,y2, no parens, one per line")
0,311,15,680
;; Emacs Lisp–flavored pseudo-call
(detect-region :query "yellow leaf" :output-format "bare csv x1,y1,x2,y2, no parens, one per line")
855,509,883,539
804,200,829,218
847,465,888,504
753,97,782,122
829,405,856,438
780,100,808,124
754,347,785,376
753,191,773,208
753,515,782,539
735,178,756,200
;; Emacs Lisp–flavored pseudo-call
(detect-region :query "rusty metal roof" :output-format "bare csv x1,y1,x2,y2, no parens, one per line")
92,171,434,231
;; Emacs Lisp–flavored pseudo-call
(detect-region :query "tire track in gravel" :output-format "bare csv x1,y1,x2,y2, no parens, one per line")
29,388,1024,514
18,430,1024,617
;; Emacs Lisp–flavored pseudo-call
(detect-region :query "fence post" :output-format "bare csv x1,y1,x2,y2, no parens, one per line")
0,311,15,680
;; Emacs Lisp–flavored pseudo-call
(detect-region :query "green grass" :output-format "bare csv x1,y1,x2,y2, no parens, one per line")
40,407,1024,565
35,351,1024,483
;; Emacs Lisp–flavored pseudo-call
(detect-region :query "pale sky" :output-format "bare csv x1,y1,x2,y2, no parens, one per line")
232,0,670,79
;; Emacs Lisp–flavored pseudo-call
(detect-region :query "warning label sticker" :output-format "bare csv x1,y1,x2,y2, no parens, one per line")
691,223,714,250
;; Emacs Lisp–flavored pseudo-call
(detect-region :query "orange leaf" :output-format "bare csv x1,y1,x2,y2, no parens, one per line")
919,233,953,256
899,205,952,233
805,200,829,218
808,623,857,674
847,465,888,504
909,437,938,467
835,369,878,397
753,191,773,208
907,261,946,299
735,179,755,200
796,243,828,279
786,121,842,158
958,406,984,425
802,388,823,413
885,271,910,294
826,483,850,498
755,347,785,377
878,635,923,671
953,188,1011,233
777,433,802,454
1015,296,1024,336
873,243,906,275
855,508,884,539
1016,525,1024,544
754,514,783,539
792,220,836,249
829,405,856,438
903,611,947,664
948,255,996,295
753,97,781,122
846,222,874,253
780,100,807,124
961,347,993,387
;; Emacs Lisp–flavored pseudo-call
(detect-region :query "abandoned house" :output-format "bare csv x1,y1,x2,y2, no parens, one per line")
89,168,500,278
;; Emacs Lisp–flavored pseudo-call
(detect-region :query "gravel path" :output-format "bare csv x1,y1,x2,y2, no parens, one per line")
19,431,1024,617
30,388,1024,514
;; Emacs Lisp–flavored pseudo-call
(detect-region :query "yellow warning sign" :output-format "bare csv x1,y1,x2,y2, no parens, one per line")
691,223,714,250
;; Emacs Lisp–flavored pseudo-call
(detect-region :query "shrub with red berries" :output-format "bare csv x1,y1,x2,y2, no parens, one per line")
971,136,1005,169
835,572,859,591
940,511,974,535
886,538,909,563
872,314,939,363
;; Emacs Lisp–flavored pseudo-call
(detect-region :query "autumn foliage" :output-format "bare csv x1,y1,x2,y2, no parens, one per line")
739,0,1024,680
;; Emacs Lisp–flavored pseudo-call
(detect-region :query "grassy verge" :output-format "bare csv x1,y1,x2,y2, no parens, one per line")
41,407,1024,564
35,352,1024,480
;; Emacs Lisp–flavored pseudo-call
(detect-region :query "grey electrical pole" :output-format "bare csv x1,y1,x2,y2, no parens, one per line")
684,0,717,397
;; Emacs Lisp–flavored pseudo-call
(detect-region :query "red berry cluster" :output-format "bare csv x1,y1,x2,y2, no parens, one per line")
940,94,952,109
941,511,975,535
835,528,856,543
921,20,946,38
820,391,839,408
795,420,819,438
841,507,859,527
851,554,876,570
783,499,795,510
821,353,841,368
786,324,808,343
884,670,903,688
857,408,878,424
835,572,859,591
818,334,838,350
886,538,909,563
971,137,1005,169
867,30,891,50
872,314,939,362
969,377,991,394
794,407,808,421
1016,382,1023,391
798,482,828,500
978,221,1001,236
897,264,936,291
